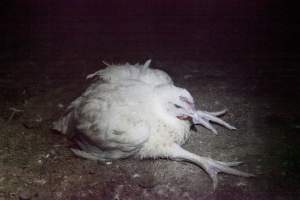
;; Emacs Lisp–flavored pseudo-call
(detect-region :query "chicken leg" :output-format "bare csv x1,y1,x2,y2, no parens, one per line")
167,143,254,189
193,109,237,134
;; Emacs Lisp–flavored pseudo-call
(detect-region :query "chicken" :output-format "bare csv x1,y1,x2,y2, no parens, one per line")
53,59,253,188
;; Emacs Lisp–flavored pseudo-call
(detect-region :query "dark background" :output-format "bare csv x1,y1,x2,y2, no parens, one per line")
1,1,297,61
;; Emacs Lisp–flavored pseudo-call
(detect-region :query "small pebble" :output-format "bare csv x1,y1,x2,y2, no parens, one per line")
33,179,47,185
132,173,140,178
57,103,64,108
236,181,247,187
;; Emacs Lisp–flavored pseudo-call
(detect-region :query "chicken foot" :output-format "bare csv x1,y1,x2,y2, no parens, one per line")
168,143,254,189
192,109,236,134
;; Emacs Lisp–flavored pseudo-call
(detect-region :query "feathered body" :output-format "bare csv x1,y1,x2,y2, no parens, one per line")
53,60,253,188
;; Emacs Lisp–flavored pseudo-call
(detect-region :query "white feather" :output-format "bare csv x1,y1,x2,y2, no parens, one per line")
53,59,254,189
86,59,173,86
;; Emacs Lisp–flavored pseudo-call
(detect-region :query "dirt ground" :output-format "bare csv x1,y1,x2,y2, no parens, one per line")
0,55,299,200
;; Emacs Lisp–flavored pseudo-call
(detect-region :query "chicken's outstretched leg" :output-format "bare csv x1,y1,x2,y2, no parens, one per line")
167,144,254,189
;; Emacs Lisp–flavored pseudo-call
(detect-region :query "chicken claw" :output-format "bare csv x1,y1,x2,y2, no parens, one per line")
170,144,254,190
192,109,236,134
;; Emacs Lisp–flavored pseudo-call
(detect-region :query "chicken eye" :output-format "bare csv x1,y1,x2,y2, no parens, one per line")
174,104,182,109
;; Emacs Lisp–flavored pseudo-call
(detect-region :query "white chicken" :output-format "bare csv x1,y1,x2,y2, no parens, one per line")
53,59,253,188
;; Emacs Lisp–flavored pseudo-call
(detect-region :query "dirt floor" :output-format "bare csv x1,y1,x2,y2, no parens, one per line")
0,55,299,199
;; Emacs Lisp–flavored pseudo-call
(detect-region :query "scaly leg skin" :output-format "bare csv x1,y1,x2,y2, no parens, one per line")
193,109,237,134
168,144,254,190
